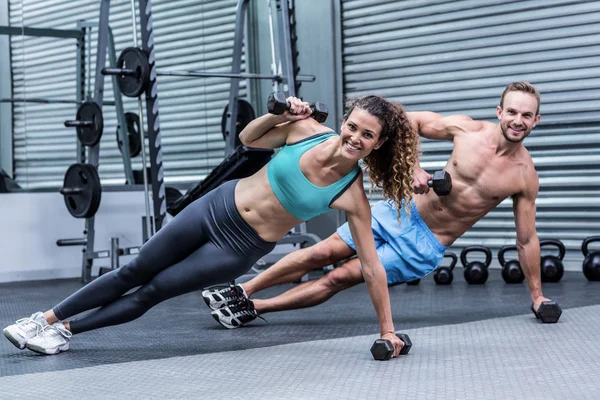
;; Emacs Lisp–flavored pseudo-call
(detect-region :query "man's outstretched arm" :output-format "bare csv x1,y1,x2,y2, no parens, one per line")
512,168,547,306
407,111,481,141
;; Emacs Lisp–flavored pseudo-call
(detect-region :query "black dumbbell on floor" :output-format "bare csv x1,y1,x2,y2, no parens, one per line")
427,170,452,196
530,301,562,323
267,92,329,123
370,333,412,361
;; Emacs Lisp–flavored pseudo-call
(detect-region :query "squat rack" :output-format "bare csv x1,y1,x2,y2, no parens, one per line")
0,16,139,282
2,0,321,282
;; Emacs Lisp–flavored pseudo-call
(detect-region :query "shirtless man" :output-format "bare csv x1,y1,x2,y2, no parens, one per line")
203,81,556,329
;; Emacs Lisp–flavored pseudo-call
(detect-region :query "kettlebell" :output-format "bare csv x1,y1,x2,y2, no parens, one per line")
461,245,492,284
582,236,600,281
539,239,565,283
434,252,457,285
498,245,524,284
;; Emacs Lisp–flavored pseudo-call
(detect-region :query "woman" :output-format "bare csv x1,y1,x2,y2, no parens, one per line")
3,95,418,358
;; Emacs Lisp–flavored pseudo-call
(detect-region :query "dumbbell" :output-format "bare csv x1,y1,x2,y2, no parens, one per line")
370,333,412,361
434,252,457,285
582,236,600,281
530,301,562,323
427,170,452,196
267,92,329,123
461,245,491,284
498,245,525,284
539,239,565,283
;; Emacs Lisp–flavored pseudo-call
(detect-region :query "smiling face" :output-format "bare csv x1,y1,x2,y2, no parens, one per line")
496,91,541,143
339,108,386,161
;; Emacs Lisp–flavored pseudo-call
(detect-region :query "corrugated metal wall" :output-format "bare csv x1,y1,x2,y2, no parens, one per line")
9,0,247,189
341,0,600,263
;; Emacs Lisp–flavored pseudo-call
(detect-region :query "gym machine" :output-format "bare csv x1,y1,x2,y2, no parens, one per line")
56,9,145,282
0,19,143,282
102,0,323,278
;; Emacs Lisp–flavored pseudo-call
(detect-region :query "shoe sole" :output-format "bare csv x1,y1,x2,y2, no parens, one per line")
3,329,26,350
211,312,239,329
202,291,226,311
26,342,70,355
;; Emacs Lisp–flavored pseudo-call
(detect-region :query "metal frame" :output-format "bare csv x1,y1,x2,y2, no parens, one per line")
56,1,130,282
0,25,83,39
0,0,11,177
137,0,166,234
223,0,311,156
76,20,134,184
2,10,137,282
58,0,322,282
77,0,111,282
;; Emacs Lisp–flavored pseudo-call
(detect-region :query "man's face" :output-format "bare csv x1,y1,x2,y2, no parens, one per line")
496,91,541,143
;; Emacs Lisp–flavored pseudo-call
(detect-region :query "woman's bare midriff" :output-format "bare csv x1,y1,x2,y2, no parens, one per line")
235,167,303,242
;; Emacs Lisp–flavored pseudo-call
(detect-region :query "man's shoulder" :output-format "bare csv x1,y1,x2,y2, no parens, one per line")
515,148,539,196
518,145,536,167
451,118,491,135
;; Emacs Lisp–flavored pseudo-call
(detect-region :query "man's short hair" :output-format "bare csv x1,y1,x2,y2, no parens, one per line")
499,82,541,115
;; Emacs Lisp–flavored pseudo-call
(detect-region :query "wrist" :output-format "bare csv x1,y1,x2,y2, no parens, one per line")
380,328,395,336
530,291,543,301
268,113,288,125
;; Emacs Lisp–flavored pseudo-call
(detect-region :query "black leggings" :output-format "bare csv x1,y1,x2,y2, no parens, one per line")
53,180,276,334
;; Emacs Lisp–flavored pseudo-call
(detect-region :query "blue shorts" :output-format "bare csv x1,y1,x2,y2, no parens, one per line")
336,200,447,285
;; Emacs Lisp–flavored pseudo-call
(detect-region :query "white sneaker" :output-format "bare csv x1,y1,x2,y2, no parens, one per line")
202,284,248,311
3,312,48,350
26,322,72,355
211,298,262,329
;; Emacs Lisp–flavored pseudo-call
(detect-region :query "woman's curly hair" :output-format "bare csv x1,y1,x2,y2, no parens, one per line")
343,96,419,218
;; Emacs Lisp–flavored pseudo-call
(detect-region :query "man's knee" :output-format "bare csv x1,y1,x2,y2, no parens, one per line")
307,242,336,265
307,234,352,265
323,263,362,290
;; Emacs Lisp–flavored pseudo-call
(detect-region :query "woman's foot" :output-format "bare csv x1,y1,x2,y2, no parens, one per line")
202,284,248,310
211,298,260,329
26,322,72,355
3,312,47,349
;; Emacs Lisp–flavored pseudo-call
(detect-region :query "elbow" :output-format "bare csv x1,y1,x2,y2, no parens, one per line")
238,131,252,147
516,234,539,250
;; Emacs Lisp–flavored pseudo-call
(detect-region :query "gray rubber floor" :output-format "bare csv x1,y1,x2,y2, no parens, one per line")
1,271,599,399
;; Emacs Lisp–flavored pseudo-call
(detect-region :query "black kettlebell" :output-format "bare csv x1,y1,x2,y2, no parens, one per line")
539,239,565,283
582,236,600,281
434,252,457,285
461,245,491,284
498,245,524,284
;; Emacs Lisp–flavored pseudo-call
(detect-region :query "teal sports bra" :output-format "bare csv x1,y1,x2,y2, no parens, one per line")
267,132,361,221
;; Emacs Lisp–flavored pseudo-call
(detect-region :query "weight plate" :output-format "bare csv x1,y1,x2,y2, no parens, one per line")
60,163,102,218
221,99,256,147
116,47,150,98
76,102,104,147
116,112,142,158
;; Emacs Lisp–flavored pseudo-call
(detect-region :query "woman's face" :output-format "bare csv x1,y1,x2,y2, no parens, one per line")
339,108,386,161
